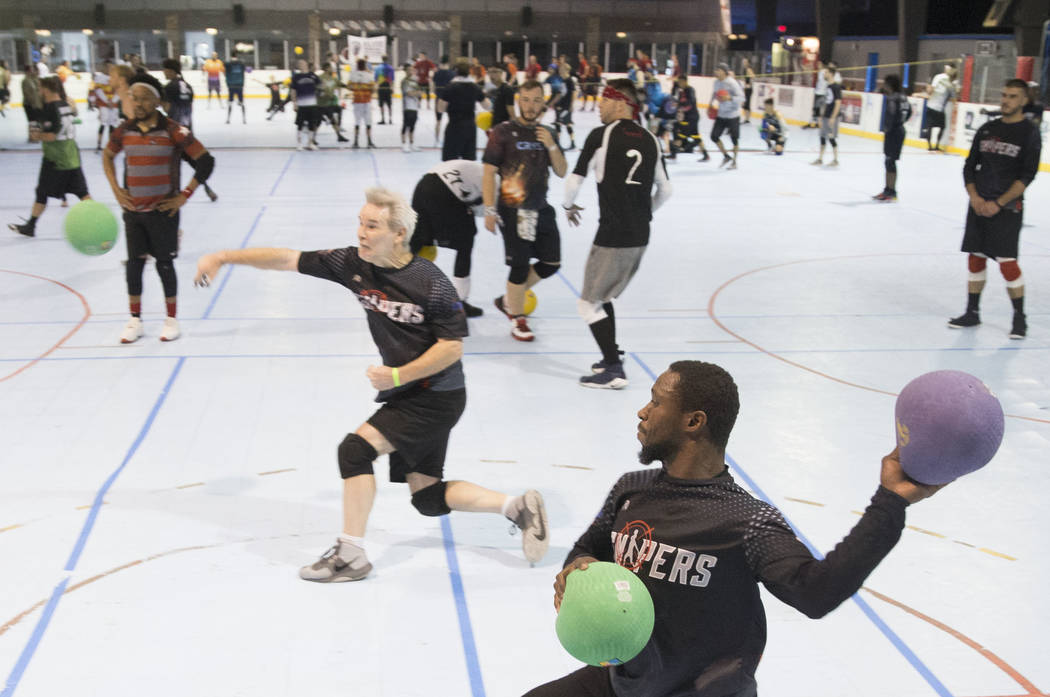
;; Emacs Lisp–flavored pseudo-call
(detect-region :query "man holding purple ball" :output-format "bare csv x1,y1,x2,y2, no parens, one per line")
525,360,947,697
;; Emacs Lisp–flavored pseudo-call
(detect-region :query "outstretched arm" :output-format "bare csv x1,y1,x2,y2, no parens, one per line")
195,247,302,286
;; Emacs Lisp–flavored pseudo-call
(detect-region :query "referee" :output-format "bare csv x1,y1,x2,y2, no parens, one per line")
194,187,550,582
563,79,672,388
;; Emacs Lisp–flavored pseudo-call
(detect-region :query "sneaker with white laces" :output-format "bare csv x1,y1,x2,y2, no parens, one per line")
299,541,373,583
511,316,534,342
579,362,628,389
120,316,144,344
159,317,180,342
509,490,549,564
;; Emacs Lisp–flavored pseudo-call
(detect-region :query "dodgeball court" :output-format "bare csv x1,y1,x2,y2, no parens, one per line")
1,102,1049,697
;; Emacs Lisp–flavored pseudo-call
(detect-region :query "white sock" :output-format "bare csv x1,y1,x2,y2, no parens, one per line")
501,494,522,521
452,275,470,302
337,534,367,564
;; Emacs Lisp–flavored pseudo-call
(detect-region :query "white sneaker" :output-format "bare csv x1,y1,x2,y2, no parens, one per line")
159,317,180,342
402,142,411,152
411,144,420,152
307,142,319,151
120,316,144,344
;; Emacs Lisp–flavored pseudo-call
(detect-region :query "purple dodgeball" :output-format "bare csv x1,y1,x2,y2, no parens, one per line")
894,370,1004,485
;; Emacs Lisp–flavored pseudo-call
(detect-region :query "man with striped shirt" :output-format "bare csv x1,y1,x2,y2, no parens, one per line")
563,79,671,389
103,73,215,343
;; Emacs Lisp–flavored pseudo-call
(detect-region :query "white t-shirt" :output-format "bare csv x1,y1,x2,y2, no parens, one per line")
927,73,956,111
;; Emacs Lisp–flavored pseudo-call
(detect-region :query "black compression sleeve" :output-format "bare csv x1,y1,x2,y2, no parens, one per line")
189,152,215,183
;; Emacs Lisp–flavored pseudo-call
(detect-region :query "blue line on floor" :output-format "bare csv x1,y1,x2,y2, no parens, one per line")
440,514,487,697
2,357,186,697
200,205,267,320
268,152,295,196
628,352,954,697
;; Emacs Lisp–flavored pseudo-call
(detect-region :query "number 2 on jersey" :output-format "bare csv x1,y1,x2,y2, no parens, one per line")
625,149,643,185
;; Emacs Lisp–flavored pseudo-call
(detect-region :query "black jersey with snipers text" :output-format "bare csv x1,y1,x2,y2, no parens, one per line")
566,468,909,697
963,117,1041,202
573,119,669,247
298,248,467,399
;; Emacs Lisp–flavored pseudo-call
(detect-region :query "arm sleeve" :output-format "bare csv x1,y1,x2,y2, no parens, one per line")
297,248,356,288
1018,125,1042,187
563,173,586,207
564,477,628,566
749,487,908,619
963,127,983,186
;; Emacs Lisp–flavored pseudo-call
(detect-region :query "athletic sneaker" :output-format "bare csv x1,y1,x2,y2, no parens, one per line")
810,158,823,165
120,316,144,344
873,191,897,202
726,160,737,170
160,317,180,342
947,311,981,328
402,142,411,152
579,362,628,389
299,541,373,583
510,490,549,564
1010,312,1027,340
461,300,484,318
9,220,35,237
511,316,534,342
591,352,625,374
719,155,733,168
494,295,513,319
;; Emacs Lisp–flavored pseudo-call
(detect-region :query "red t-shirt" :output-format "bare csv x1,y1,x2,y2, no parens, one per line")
414,59,435,84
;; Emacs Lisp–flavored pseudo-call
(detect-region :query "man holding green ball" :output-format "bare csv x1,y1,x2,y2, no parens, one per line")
527,361,946,697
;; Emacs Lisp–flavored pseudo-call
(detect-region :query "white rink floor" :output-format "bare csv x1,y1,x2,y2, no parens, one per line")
1,99,1049,697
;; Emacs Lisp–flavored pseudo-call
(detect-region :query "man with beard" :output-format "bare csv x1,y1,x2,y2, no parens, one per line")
524,361,947,697
482,80,567,342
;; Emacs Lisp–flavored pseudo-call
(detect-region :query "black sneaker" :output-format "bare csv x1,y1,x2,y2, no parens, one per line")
461,300,483,318
1010,312,1027,340
579,362,628,389
947,311,981,328
9,220,35,237
591,351,626,374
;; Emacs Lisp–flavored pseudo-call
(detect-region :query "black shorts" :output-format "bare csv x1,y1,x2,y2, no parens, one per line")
962,205,1023,259
499,204,560,267
0,88,9,103
228,85,244,102
367,387,466,482
124,209,180,261
378,88,392,108
295,105,321,130
711,116,740,144
402,109,418,134
926,108,946,130
883,127,905,160
522,666,614,697
36,160,89,204
410,173,476,252
442,118,477,161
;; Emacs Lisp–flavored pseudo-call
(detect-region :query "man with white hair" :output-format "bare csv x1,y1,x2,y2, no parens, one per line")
194,187,550,582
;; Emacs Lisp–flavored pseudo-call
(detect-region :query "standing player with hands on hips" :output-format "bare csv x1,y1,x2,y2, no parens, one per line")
193,187,550,583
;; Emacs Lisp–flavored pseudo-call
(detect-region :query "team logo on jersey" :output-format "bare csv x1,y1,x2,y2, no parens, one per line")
356,289,425,324
611,519,718,587
614,519,655,571
979,137,1021,157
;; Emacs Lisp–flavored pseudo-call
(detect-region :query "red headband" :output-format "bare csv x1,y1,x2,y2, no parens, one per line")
602,86,640,118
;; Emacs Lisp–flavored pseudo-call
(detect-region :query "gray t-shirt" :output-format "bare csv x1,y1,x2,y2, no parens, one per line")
712,77,744,119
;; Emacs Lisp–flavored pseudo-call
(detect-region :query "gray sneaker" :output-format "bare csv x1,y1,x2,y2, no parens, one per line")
512,490,550,564
299,542,373,583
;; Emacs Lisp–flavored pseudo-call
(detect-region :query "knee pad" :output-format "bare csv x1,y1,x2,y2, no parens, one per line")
998,259,1022,283
410,481,450,517
508,264,530,284
885,158,897,174
532,261,560,279
967,254,987,273
337,433,378,479
820,136,826,146
829,138,837,148
576,298,608,324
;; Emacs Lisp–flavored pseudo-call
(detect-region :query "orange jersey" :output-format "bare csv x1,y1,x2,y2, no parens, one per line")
203,59,224,79
349,70,374,103
56,65,74,83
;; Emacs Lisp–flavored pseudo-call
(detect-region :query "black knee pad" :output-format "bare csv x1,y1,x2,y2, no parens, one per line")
829,138,837,148
508,264,530,284
532,261,560,279
885,158,897,174
155,259,177,298
819,136,827,146
411,480,450,517
337,433,378,479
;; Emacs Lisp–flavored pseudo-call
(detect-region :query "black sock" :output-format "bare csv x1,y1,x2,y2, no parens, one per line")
1011,295,1024,314
27,215,38,228
966,293,981,313
588,303,620,364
